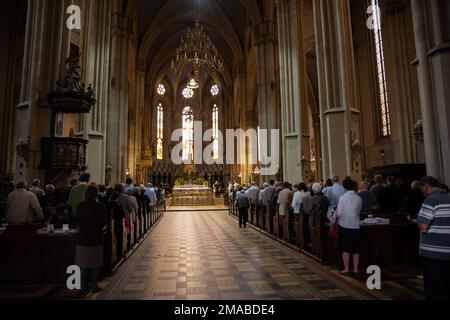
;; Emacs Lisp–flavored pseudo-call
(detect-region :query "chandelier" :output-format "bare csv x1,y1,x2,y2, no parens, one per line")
171,20,224,89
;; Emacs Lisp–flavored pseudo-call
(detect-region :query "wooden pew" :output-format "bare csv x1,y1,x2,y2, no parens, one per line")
295,214,304,249
265,205,272,233
251,204,257,225
282,212,291,242
273,205,279,237
257,205,264,229
309,211,328,262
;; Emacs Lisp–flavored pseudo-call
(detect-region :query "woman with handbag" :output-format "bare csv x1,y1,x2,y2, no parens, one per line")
336,178,363,276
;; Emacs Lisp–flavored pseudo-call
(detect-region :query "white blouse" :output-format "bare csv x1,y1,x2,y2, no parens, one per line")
336,191,363,229
292,191,309,214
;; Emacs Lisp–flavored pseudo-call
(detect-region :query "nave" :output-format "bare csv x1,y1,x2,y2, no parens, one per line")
94,209,424,301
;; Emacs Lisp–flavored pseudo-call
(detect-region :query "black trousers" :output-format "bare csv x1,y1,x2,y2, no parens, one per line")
238,207,248,228
423,257,450,300
81,268,99,292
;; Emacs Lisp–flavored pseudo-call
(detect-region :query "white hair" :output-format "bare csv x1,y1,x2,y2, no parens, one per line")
312,183,322,194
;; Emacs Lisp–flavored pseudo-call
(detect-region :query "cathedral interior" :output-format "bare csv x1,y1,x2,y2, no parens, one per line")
0,0,449,302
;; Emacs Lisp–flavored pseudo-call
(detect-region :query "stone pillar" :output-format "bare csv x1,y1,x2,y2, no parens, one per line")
237,72,251,185
427,0,450,184
80,0,112,184
411,0,446,182
15,0,70,182
132,65,146,179
255,20,280,182
276,0,308,183
107,12,131,184
0,1,27,178
313,0,362,180
383,0,422,164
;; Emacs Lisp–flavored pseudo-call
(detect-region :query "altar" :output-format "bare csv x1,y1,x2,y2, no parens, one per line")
170,184,215,206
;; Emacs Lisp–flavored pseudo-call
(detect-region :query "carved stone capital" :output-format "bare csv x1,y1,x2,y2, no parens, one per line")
111,13,133,39
385,0,407,16
254,21,277,46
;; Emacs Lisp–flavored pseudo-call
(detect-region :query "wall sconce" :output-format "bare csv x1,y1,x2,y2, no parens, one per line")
350,130,363,159
350,133,363,171
300,154,308,165
253,166,261,175
414,119,424,143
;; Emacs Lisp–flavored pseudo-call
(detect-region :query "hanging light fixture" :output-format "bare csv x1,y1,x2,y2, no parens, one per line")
171,20,224,88
187,76,200,90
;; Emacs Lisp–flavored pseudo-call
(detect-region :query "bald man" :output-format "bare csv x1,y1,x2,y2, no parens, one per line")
358,181,376,214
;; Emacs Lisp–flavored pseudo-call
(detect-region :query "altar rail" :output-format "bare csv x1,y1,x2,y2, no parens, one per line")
0,201,166,286
228,200,420,269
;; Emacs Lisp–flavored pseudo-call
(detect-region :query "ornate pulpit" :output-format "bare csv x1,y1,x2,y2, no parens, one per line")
41,51,95,186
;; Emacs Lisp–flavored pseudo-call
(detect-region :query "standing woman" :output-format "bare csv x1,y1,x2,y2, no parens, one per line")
336,178,363,276
76,185,107,294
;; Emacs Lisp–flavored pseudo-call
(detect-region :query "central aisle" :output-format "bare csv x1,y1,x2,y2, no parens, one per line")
97,210,381,300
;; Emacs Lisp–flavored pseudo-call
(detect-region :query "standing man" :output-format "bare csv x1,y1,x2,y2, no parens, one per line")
277,182,294,241
7,181,44,224
246,182,260,223
67,173,91,219
262,180,277,233
325,175,346,221
29,179,45,199
145,183,157,214
358,181,376,215
377,176,403,213
245,182,260,206
235,187,249,229
417,176,450,300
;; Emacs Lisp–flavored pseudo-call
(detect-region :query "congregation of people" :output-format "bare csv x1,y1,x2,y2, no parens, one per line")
4,174,166,294
230,175,450,300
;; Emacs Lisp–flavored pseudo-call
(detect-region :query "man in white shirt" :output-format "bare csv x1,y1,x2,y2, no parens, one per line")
292,183,309,216
7,181,44,224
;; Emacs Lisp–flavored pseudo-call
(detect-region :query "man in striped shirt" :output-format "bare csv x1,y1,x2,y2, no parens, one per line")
417,176,450,300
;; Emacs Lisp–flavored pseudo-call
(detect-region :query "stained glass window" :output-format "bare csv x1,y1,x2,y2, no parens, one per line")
157,84,166,96
211,84,220,96
372,0,391,137
212,104,219,159
182,106,194,161
182,87,194,99
157,103,164,160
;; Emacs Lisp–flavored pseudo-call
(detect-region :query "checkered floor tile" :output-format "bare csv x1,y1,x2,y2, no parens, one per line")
95,210,423,300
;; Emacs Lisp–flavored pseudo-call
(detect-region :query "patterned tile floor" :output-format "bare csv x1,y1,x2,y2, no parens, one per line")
95,209,424,300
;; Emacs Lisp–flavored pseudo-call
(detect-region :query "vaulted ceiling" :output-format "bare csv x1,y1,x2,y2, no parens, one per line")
125,0,262,87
